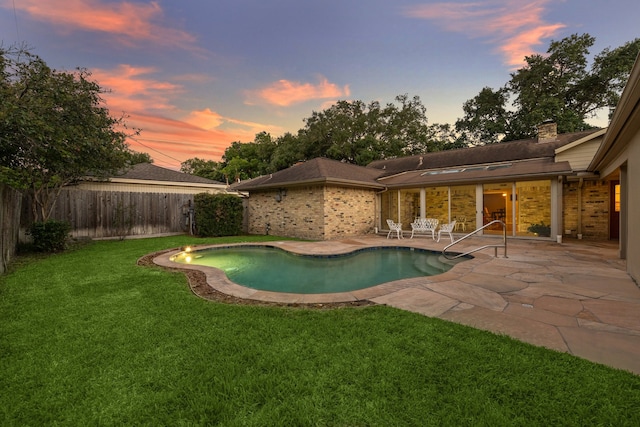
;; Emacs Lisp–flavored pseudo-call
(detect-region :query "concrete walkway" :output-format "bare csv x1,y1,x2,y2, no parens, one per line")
155,235,640,375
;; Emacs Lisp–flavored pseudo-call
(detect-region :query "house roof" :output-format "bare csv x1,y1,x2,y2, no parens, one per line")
233,129,603,192
233,157,386,191
112,163,225,185
367,129,602,177
378,158,572,187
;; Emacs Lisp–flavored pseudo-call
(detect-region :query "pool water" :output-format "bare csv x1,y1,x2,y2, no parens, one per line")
171,246,465,294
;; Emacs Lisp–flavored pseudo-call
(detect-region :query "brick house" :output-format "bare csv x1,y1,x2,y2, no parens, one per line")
234,125,611,242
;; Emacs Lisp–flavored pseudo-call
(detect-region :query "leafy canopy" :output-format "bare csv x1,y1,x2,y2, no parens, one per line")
183,94,463,181
0,47,141,221
456,33,640,144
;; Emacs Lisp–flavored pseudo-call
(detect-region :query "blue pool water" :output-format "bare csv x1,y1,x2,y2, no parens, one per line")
171,245,466,294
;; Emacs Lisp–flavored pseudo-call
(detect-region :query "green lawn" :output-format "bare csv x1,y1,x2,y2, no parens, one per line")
1,235,639,426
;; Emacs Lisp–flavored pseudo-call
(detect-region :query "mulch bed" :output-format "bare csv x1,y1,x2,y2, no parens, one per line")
137,250,375,310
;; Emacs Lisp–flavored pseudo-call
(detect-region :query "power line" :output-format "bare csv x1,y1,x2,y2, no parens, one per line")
128,136,184,164
12,0,20,40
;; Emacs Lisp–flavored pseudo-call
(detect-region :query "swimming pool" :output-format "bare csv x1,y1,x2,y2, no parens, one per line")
170,245,466,294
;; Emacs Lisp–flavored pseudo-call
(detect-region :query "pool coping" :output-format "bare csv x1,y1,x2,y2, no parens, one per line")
152,240,487,304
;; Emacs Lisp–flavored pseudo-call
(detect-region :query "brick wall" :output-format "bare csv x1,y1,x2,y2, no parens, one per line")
323,186,377,239
562,180,609,239
246,185,376,240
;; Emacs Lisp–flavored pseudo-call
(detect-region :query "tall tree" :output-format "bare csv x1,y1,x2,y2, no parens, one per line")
0,47,135,221
456,34,640,143
455,87,511,145
296,94,439,166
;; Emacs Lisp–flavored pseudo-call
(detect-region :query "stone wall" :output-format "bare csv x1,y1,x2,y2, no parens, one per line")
563,179,610,239
245,185,377,240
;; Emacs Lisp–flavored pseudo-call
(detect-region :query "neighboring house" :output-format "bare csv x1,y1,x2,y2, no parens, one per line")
235,125,608,242
76,162,228,195
588,52,640,283
22,163,231,239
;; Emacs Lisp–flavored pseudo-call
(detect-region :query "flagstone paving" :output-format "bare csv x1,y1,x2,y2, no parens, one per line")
154,235,640,375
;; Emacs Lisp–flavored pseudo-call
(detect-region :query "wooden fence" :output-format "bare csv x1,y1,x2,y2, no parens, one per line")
21,189,197,239
1,184,22,274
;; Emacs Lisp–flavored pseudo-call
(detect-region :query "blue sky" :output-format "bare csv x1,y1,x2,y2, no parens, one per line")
1,0,638,169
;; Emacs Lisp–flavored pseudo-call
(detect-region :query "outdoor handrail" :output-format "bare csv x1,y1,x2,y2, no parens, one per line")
442,220,507,259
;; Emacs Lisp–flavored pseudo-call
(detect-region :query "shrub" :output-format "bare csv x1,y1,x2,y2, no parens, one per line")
194,193,243,237
28,220,72,252
527,221,551,237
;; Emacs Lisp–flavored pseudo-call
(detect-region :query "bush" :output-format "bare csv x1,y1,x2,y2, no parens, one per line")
527,221,551,237
28,220,71,252
194,193,243,237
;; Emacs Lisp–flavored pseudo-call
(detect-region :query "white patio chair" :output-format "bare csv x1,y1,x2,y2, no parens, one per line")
410,218,439,239
386,219,403,239
437,220,457,243
454,216,467,231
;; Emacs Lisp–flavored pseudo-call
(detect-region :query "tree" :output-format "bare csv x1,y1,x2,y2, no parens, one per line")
294,94,440,166
0,47,136,221
455,87,511,145
456,34,640,143
127,151,153,165
180,157,224,181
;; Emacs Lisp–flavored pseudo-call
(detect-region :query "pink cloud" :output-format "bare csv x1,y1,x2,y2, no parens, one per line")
91,65,182,113
403,0,566,67
7,0,197,49
246,76,351,107
125,112,283,169
89,65,281,167
124,113,244,167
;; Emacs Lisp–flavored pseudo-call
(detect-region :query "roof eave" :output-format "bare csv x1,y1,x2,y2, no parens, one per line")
236,177,385,191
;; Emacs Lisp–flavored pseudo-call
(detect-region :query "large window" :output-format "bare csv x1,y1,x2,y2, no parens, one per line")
450,185,476,232
425,186,448,222
516,180,551,237
399,189,420,226
483,183,512,234
381,180,552,237
380,191,398,225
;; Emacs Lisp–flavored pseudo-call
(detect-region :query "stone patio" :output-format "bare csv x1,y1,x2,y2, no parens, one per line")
154,235,640,375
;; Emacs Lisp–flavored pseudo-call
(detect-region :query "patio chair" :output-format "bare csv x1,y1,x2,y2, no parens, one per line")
437,220,457,243
454,216,467,231
386,219,403,239
410,218,439,239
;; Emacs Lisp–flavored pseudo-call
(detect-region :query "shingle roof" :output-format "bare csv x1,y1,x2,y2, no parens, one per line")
232,129,604,192
233,157,385,191
378,158,572,187
114,163,225,185
367,129,602,177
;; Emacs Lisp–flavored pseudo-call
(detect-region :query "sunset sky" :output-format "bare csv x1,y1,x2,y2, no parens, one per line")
1,0,638,170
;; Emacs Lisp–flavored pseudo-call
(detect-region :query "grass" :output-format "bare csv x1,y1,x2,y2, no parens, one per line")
1,235,639,426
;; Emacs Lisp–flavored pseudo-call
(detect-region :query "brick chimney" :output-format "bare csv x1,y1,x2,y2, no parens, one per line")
537,120,557,143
